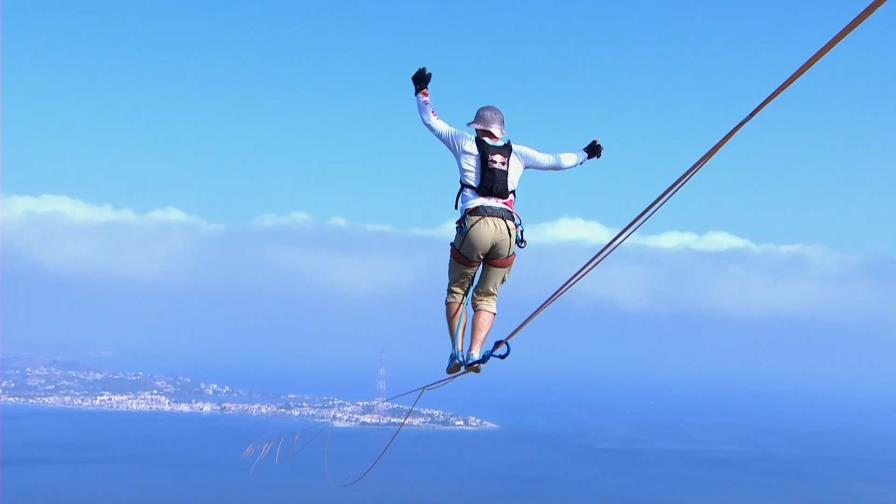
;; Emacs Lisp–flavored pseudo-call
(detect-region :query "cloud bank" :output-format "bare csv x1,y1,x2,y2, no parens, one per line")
4,194,210,226
3,193,893,323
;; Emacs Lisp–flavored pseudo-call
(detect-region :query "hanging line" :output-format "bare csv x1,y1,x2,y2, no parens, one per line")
328,0,887,487
324,388,426,488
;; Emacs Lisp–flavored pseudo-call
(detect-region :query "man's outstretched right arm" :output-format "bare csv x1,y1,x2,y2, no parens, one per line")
413,67,465,155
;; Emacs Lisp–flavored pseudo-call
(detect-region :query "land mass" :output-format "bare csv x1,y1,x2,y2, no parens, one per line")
0,358,497,430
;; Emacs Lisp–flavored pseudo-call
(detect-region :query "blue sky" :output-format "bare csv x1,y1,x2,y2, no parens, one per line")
4,0,894,252
2,0,895,425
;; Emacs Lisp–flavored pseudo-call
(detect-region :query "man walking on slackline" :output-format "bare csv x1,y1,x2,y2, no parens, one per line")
412,67,604,375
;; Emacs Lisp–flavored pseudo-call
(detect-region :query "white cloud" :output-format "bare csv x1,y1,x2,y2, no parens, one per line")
244,211,803,256
2,194,209,226
526,217,615,245
363,223,396,233
523,216,806,254
409,221,456,239
4,193,893,324
0,198,805,256
1,194,219,283
252,211,312,228
631,230,756,251
0,194,426,293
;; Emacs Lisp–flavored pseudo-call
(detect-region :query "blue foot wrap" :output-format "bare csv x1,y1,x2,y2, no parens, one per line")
466,339,511,368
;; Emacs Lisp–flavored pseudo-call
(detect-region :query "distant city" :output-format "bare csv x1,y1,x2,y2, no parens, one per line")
0,358,496,430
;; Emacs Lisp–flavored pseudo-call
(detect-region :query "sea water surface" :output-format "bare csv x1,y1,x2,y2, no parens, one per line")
3,404,896,503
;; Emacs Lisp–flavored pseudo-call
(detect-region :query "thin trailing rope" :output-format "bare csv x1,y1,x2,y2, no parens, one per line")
324,388,426,487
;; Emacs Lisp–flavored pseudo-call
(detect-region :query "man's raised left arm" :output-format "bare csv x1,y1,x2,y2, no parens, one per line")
517,139,603,171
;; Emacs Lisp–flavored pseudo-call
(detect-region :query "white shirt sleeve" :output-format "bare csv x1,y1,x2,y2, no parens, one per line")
515,143,587,171
416,90,467,155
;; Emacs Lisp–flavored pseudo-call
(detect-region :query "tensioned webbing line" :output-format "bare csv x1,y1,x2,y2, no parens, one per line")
328,0,887,486
500,0,887,347
369,0,887,410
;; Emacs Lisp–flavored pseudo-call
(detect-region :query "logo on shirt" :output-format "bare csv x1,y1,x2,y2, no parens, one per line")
487,152,509,172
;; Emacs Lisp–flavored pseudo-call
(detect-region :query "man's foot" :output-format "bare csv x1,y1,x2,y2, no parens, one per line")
464,351,482,374
445,353,463,375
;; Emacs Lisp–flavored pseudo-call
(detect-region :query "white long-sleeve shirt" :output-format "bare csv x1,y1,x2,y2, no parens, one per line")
417,90,587,214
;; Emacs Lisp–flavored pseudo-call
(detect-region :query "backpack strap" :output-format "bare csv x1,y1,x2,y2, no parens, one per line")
454,182,478,210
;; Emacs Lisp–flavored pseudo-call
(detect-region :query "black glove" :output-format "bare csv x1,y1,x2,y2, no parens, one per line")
583,140,603,159
412,67,432,95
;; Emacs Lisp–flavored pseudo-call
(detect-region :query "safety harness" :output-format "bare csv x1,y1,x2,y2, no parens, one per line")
449,204,529,273
450,136,528,271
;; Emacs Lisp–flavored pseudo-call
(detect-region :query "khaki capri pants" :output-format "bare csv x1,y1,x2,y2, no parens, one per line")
446,215,517,314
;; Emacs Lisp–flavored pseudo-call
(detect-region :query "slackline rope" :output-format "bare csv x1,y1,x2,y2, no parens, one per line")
324,0,887,487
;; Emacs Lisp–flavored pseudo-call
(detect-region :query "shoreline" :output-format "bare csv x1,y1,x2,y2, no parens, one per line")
0,398,500,431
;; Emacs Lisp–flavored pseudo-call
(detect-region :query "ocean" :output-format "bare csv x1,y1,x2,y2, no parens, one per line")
3,404,895,503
